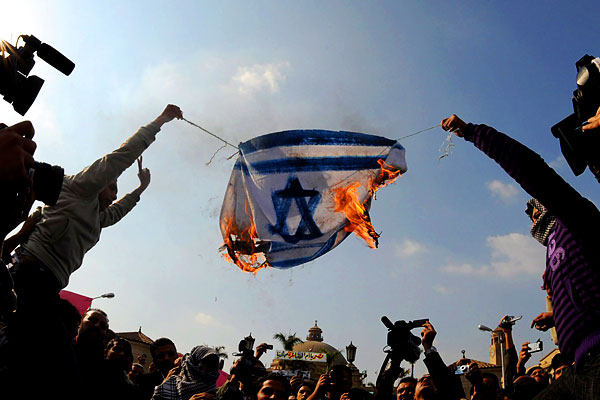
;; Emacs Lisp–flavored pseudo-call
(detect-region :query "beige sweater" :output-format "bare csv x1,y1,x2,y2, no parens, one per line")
21,122,160,288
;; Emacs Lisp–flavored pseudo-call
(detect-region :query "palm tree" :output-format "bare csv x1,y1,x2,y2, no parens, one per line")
273,332,304,351
213,345,228,359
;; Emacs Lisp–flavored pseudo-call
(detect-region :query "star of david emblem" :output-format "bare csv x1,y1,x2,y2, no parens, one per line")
268,176,323,243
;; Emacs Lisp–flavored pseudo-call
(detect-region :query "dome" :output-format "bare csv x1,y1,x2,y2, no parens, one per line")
292,321,347,366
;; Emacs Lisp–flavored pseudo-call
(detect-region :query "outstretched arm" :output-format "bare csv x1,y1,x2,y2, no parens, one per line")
70,105,182,197
441,114,600,233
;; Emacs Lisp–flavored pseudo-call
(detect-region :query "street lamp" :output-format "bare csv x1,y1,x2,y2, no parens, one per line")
346,341,357,364
92,292,115,300
244,333,255,351
478,324,505,389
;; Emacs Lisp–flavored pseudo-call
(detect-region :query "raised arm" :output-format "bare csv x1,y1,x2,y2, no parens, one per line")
441,114,600,233
70,105,182,197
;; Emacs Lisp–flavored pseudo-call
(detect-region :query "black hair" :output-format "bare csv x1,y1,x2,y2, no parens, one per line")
398,376,417,385
256,374,292,398
106,337,133,360
150,337,177,359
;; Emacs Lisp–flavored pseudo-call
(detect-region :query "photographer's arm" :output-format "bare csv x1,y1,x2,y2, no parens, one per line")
441,114,600,231
420,321,465,400
307,374,330,400
516,342,531,376
0,121,36,241
70,105,182,197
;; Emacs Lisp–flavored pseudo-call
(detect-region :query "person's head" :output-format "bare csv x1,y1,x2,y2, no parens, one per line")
526,366,549,387
512,375,541,400
77,308,109,345
98,181,118,211
105,337,133,371
525,198,556,246
329,365,353,394
551,353,570,381
414,374,436,400
397,377,417,400
255,375,292,400
185,345,220,373
128,363,144,383
150,337,178,375
297,383,314,400
344,388,373,400
481,373,500,392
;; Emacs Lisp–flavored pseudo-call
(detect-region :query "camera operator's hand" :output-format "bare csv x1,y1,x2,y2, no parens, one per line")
314,374,331,396
582,106,600,131
0,121,36,186
441,114,467,137
153,104,183,127
530,312,554,331
465,362,482,386
420,320,436,351
255,343,269,359
517,342,531,375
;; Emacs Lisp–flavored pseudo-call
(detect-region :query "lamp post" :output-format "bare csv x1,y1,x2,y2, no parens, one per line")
92,292,115,300
478,324,505,389
244,333,255,351
346,341,357,364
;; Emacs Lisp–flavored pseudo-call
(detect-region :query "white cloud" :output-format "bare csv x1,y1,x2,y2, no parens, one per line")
549,155,566,170
442,233,545,279
486,180,519,203
195,312,224,328
394,239,426,258
433,285,451,295
232,62,290,94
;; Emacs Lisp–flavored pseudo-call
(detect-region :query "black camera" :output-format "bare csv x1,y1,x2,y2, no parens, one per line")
381,316,426,364
231,338,265,382
1,34,75,115
31,161,64,206
0,123,64,206
552,54,600,176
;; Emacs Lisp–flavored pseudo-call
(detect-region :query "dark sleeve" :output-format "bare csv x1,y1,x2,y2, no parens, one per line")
503,346,518,391
374,360,403,400
463,123,600,232
423,352,465,400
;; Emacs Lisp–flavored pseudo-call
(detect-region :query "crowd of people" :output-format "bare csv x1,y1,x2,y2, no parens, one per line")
2,54,600,399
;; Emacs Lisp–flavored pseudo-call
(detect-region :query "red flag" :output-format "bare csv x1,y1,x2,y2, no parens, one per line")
60,290,93,315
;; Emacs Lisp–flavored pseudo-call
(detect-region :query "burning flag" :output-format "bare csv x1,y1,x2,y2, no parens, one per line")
219,129,407,273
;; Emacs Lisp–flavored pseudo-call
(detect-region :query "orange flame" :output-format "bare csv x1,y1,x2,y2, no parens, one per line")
220,205,270,274
332,159,402,248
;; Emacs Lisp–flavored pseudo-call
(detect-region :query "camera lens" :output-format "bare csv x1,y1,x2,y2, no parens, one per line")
31,161,64,206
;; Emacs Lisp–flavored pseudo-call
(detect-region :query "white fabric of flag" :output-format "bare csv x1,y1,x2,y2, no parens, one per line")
219,129,407,272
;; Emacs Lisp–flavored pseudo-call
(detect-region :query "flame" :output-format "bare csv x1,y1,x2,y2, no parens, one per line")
369,159,402,197
332,159,402,248
220,205,270,274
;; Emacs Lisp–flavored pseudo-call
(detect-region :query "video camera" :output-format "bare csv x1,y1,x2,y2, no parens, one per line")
381,316,426,363
375,316,426,388
231,337,267,383
552,54,600,176
1,34,75,115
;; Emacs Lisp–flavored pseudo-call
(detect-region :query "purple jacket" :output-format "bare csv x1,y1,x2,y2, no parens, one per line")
464,123,600,368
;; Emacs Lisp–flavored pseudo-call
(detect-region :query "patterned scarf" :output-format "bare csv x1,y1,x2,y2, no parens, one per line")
526,198,556,246
153,346,219,400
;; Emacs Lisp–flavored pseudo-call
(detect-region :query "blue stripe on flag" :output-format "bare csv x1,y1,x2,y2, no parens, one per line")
240,130,396,154
234,156,385,174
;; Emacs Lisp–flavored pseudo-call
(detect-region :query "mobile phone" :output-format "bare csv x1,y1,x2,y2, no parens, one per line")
527,341,543,353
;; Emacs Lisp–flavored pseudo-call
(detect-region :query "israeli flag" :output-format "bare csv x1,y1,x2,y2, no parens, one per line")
220,129,407,270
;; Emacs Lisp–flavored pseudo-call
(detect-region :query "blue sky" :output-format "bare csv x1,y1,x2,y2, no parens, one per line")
3,0,600,380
